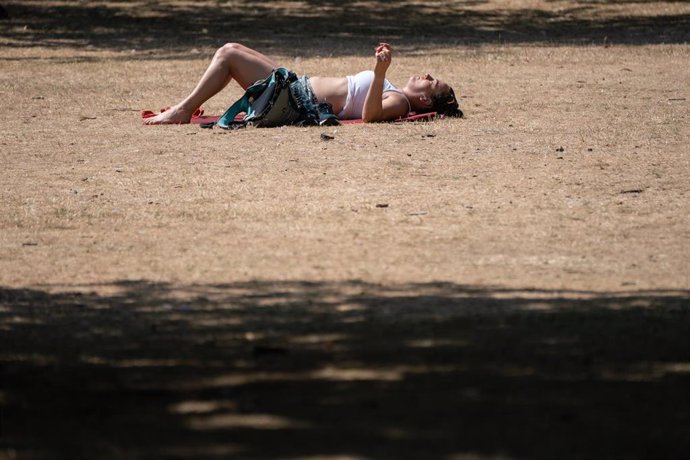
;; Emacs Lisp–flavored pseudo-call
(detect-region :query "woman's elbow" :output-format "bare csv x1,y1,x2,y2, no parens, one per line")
361,112,382,123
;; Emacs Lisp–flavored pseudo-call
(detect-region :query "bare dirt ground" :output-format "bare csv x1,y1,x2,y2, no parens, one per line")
1,1,689,459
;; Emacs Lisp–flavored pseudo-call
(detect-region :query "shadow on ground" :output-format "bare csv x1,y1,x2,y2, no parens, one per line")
1,280,688,459
1,0,689,58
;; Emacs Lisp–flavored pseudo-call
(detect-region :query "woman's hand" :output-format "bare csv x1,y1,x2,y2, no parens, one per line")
374,42,392,77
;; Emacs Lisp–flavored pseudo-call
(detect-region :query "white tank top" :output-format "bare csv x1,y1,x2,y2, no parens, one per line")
337,70,410,119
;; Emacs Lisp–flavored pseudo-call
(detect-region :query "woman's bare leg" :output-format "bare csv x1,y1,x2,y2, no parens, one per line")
144,43,278,124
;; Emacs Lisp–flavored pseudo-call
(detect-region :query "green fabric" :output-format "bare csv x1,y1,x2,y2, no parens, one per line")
203,67,338,130
215,67,302,129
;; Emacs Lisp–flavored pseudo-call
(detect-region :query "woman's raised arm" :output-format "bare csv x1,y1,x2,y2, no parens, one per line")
362,43,408,122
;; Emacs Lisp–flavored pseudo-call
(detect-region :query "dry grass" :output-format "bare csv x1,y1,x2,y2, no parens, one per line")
1,43,688,291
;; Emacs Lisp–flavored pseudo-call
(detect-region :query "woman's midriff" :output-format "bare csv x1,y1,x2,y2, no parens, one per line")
308,76,348,115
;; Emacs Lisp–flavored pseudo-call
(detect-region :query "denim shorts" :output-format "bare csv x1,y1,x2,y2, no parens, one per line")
291,75,339,126
290,75,319,115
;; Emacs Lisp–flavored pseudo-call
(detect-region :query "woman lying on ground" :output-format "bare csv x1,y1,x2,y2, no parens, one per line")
144,42,462,124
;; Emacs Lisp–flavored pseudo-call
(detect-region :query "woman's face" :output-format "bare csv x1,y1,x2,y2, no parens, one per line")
408,74,451,99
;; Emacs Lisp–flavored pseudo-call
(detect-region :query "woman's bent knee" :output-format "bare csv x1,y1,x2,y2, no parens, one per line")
216,42,244,60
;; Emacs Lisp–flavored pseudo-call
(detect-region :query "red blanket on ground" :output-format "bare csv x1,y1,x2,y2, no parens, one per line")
141,108,437,125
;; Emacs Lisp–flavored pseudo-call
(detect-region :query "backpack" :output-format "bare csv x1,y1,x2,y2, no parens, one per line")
203,68,338,130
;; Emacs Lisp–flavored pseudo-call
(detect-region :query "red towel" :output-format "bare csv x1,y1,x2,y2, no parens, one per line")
340,112,437,124
141,108,437,125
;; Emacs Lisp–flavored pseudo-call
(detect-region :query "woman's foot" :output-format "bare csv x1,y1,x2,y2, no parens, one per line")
143,105,195,125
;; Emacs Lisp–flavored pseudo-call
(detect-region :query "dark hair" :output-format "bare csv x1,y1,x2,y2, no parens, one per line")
431,87,463,118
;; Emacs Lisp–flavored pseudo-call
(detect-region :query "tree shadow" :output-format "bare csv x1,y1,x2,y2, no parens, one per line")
1,280,688,459
0,0,689,59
